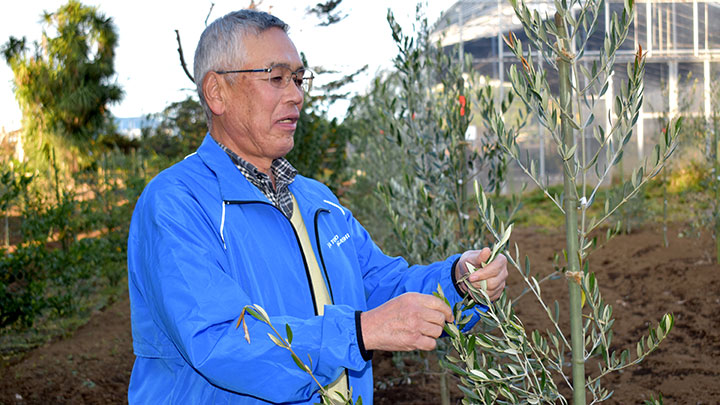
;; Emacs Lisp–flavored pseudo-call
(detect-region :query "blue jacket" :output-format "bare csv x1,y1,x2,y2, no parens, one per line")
127,134,468,404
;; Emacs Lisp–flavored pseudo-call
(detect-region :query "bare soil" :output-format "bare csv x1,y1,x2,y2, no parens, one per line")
1,222,718,404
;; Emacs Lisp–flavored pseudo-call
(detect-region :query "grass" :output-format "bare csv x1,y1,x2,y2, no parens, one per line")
0,279,128,365
490,174,712,232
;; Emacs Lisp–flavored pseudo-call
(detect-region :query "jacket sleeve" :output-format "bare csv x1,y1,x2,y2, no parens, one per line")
128,178,367,403
337,203,465,310
343,210,483,333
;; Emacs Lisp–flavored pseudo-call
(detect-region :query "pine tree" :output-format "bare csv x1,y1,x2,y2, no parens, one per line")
2,0,123,172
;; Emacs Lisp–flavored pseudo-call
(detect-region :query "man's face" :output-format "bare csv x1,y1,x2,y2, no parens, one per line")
213,27,304,170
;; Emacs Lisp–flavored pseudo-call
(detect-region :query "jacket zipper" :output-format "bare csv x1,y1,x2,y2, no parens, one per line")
313,209,335,304
226,200,348,385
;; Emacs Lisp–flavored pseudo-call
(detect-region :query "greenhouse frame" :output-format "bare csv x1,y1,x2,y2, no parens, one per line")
432,0,720,184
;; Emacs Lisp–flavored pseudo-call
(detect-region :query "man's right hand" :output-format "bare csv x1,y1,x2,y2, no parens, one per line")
359,292,454,352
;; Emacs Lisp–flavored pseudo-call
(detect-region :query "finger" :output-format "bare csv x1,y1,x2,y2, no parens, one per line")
421,322,444,339
416,335,438,351
468,254,507,282
486,280,506,300
422,308,447,327
478,247,491,263
484,276,506,292
483,266,508,293
424,296,454,323
462,248,491,269
418,294,453,320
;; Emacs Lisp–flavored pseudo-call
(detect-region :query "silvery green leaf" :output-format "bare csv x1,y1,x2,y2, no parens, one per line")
567,116,581,131
447,323,460,338
443,323,459,338
532,276,541,296
246,306,263,322
530,159,536,178
584,112,595,129
506,364,522,375
499,224,513,247
290,352,310,373
268,333,284,348
621,349,629,365
470,369,490,380
662,313,675,331
565,144,577,161
550,332,559,349
255,305,270,323
604,197,610,214
613,150,624,166
465,262,477,274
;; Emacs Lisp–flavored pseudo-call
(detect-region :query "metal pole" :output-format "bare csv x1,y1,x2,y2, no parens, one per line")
647,0,653,56
634,2,639,49
498,0,504,101
669,61,678,119
667,8,671,51
659,3,663,51
459,1,464,67
694,0,699,57
672,1,677,51
705,59,711,123
706,2,709,51
705,58,712,158
638,101,645,160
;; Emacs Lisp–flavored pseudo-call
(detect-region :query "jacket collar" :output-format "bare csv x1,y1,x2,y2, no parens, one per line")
290,180,336,219
195,133,333,216
196,133,268,203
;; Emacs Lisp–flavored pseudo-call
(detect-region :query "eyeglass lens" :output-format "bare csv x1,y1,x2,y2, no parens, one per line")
268,66,312,92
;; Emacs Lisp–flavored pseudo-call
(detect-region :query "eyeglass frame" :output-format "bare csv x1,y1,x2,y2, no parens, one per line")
214,66,314,92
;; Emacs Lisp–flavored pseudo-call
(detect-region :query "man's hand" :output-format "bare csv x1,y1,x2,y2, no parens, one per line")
454,247,508,301
360,293,453,352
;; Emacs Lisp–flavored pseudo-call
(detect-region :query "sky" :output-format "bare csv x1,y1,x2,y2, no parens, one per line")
0,0,448,131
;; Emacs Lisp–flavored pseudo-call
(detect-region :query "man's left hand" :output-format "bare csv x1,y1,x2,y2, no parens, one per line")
454,248,508,301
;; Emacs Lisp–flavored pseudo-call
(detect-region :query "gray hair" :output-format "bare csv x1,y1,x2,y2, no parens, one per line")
193,9,289,130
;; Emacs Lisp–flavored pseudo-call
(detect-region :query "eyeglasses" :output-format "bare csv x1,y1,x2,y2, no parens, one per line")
215,66,314,92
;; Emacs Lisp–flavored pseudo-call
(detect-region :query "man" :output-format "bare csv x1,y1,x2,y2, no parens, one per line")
127,9,508,404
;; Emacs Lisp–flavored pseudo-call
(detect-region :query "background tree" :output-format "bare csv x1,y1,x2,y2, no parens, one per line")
141,96,206,162
341,8,515,403
286,104,351,194
2,0,123,173
343,8,511,262
307,0,347,26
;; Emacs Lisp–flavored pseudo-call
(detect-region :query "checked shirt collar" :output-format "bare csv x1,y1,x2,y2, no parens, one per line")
216,140,297,219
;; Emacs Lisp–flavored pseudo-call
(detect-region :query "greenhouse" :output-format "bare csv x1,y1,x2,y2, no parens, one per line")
432,0,720,185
